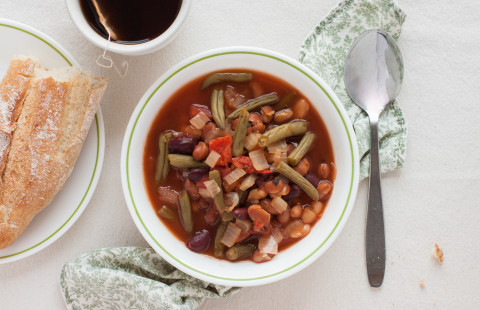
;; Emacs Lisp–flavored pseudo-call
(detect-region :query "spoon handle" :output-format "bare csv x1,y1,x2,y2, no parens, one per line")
366,117,385,287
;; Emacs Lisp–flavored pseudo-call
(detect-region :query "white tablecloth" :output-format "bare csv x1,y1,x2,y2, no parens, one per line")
1,0,480,309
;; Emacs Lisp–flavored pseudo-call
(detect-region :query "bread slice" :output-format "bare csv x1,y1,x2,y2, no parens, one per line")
0,58,107,249
0,56,37,180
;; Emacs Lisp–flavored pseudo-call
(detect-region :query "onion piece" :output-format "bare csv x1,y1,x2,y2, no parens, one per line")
190,112,210,129
205,150,221,168
158,187,179,205
221,223,242,247
224,192,240,211
271,197,288,214
283,220,303,238
244,133,261,151
198,188,211,199
249,149,270,171
224,168,246,185
235,219,253,232
204,180,221,198
272,227,284,243
239,174,257,191
267,139,287,154
273,149,287,163
258,234,278,255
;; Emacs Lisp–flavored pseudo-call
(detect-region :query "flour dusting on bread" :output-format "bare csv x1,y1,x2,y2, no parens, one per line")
0,55,107,249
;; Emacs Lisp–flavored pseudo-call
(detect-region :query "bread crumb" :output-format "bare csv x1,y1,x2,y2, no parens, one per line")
419,280,425,288
433,243,444,263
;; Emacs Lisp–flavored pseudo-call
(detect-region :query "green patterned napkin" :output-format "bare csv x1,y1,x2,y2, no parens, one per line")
60,1,407,309
299,0,407,180
60,248,240,310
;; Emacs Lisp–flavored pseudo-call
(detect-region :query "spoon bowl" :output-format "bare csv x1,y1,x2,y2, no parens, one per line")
345,29,403,116
344,28,404,287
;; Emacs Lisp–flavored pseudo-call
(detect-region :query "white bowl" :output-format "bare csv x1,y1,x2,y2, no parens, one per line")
65,0,191,55
121,46,359,286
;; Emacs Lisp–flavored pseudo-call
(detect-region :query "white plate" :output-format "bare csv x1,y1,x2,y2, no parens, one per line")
121,47,359,286
0,19,105,263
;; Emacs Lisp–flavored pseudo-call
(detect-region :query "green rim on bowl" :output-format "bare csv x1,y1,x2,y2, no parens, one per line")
125,50,356,281
0,21,102,260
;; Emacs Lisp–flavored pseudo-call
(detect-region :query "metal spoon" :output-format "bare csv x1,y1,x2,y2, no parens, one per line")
344,29,404,287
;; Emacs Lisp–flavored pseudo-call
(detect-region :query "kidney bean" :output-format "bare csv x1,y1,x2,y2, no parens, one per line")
293,157,310,176
186,230,211,253
317,181,333,200
233,207,249,220
224,85,248,109
274,108,293,124
189,104,212,119
289,223,311,238
201,122,225,144
290,204,302,218
301,206,316,224
183,125,202,139
260,198,278,215
305,173,320,187
169,135,197,154
247,189,268,202
188,167,210,182
248,205,271,231
260,106,275,123
277,208,290,224
282,184,300,201
292,98,310,119
193,142,209,160
198,198,212,211
311,201,324,215
204,206,220,226
263,179,284,194
318,162,330,180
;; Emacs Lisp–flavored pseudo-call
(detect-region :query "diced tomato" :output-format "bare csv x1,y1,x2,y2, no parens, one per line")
196,176,210,189
257,169,272,174
208,134,232,166
189,104,212,119
232,156,256,174
248,205,271,231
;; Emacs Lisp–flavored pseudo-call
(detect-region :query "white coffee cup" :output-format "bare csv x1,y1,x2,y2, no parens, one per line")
65,0,191,56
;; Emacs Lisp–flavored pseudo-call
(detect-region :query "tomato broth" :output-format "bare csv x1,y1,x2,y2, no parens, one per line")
144,69,335,261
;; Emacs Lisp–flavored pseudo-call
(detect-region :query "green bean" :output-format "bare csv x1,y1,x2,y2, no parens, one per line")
201,72,253,90
209,170,225,213
275,161,319,201
227,93,279,120
287,132,316,166
155,132,174,183
226,244,256,260
232,108,249,156
214,222,228,257
258,121,309,147
178,189,193,233
272,92,296,111
221,211,234,222
168,154,208,168
158,205,176,221
238,189,247,207
211,88,226,129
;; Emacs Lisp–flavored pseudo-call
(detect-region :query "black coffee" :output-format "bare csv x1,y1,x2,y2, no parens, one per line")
80,0,182,44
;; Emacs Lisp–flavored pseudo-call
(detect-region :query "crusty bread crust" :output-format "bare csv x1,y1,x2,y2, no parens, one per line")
0,56,36,184
0,57,107,249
